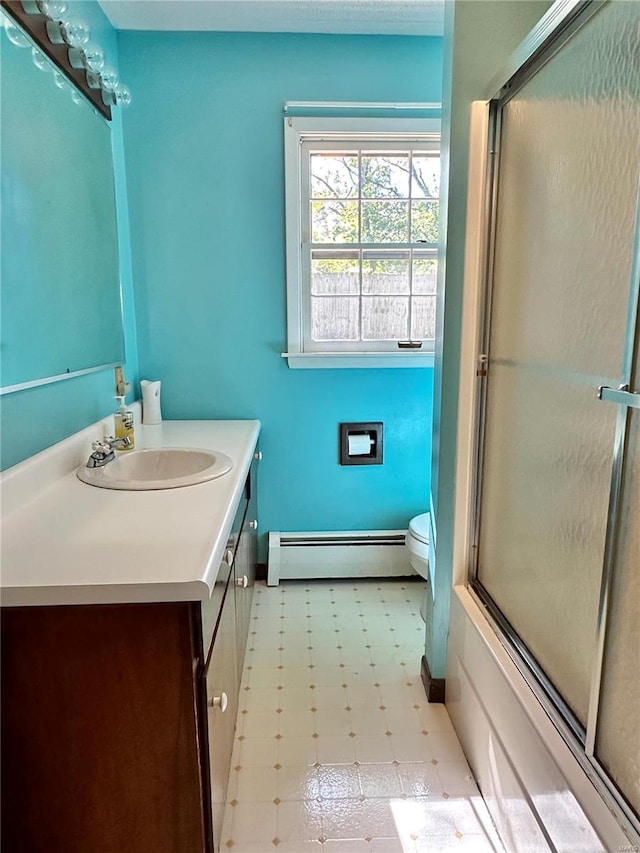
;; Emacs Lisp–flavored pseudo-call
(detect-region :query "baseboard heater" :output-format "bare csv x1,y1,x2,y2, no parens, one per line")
267,530,416,586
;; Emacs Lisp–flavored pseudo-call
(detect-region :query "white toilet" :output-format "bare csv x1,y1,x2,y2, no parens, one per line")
405,512,430,580
406,513,430,621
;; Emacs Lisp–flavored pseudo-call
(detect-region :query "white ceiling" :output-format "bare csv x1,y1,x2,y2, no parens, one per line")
98,0,445,36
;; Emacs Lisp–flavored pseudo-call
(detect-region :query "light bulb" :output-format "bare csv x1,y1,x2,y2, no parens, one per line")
86,69,101,90
61,19,89,47
99,66,119,92
37,0,68,17
68,43,104,71
101,84,131,108
114,85,131,107
46,18,89,48
4,20,30,47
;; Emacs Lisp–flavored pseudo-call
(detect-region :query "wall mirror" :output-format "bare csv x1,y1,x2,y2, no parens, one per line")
0,10,124,394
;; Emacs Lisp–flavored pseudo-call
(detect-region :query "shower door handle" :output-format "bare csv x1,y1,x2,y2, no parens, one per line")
597,384,640,409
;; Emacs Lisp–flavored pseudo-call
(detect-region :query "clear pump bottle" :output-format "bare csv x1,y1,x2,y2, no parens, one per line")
114,395,135,449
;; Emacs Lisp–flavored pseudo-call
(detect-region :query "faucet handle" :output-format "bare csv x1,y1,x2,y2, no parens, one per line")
86,440,116,468
103,435,132,449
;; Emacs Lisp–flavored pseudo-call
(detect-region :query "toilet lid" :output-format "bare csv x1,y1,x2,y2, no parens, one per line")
409,513,430,545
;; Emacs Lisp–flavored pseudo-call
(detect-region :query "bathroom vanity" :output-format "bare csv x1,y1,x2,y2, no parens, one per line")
0,418,260,853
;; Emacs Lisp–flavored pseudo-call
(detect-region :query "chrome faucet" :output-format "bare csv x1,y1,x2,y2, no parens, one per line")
85,436,131,468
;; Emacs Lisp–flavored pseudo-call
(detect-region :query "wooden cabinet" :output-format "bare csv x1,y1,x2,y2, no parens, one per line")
205,577,239,849
1,456,259,853
200,452,258,849
234,454,258,679
1,601,208,853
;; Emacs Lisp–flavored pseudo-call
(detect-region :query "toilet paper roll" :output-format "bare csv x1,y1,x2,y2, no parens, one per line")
348,433,373,456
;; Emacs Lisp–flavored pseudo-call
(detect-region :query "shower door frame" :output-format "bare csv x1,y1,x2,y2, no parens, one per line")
465,0,640,843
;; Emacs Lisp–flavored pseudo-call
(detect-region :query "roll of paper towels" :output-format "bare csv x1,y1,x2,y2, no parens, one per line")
348,433,373,456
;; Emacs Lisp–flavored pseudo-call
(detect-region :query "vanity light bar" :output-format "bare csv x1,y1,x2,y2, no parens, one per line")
4,0,131,112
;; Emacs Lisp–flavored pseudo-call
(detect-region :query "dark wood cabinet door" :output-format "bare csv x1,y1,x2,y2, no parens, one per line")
235,455,259,677
204,581,239,851
1,603,207,853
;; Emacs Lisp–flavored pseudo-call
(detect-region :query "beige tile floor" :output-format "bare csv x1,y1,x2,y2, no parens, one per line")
221,579,504,852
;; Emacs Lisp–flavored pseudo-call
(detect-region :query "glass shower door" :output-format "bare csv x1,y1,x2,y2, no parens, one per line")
474,0,640,729
470,0,640,837
593,306,640,820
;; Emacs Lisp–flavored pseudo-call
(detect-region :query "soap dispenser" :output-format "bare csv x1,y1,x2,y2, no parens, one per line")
114,396,135,449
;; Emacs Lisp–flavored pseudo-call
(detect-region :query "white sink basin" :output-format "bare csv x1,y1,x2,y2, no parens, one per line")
76,447,233,490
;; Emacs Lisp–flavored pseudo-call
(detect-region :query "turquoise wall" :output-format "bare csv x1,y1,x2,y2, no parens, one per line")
118,32,441,557
0,1,138,470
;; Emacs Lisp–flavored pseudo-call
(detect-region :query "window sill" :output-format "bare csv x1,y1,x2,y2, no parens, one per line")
281,351,435,369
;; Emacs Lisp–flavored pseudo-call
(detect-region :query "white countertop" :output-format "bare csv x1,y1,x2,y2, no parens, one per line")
0,419,260,607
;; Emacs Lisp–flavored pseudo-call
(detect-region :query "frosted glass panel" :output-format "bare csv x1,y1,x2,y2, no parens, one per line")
596,373,640,816
477,0,640,725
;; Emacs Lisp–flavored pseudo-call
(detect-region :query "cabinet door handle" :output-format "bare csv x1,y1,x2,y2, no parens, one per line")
208,692,228,712
236,574,248,589
224,548,234,566
249,519,258,530
254,451,262,461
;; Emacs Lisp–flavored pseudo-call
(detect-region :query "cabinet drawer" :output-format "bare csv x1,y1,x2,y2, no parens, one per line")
201,558,232,670
204,578,238,852
200,487,248,663
225,485,249,567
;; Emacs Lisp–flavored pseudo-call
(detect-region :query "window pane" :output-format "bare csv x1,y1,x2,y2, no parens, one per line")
412,255,437,294
310,154,359,199
362,296,408,340
411,295,436,339
362,201,408,243
411,155,440,198
361,155,410,199
311,251,359,295
312,296,360,340
312,200,359,243
411,200,439,243
362,250,409,295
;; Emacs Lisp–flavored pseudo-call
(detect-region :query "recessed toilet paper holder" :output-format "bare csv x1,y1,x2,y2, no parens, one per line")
339,422,383,466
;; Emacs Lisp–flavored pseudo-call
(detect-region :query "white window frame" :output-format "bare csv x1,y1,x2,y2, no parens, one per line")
283,116,441,369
